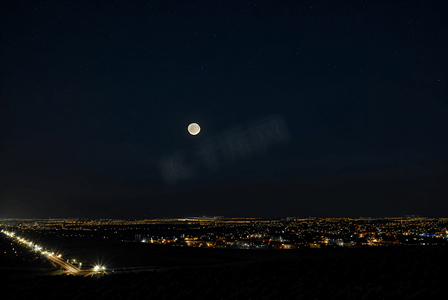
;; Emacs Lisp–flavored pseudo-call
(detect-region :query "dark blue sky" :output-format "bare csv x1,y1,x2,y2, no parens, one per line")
1,0,447,219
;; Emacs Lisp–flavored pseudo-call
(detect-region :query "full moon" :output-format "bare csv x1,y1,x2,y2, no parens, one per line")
187,123,201,135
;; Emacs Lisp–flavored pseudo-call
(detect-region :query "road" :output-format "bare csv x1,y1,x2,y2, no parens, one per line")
46,255,80,274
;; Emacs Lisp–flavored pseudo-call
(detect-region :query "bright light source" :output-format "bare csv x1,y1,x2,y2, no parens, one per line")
102,266,105,270
94,266,100,271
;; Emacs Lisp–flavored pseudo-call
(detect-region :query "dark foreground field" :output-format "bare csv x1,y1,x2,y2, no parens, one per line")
1,245,447,299
49,240,363,268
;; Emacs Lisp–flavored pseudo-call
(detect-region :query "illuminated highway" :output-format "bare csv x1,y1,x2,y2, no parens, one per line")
1,229,84,275
46,254,80,274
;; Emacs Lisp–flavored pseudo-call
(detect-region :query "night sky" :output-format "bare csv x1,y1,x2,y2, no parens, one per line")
1,1,447,219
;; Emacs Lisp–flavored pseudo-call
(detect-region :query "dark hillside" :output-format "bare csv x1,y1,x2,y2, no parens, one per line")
1,246,447,299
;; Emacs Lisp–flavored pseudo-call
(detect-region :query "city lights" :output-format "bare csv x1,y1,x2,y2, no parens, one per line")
1,215,447,278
